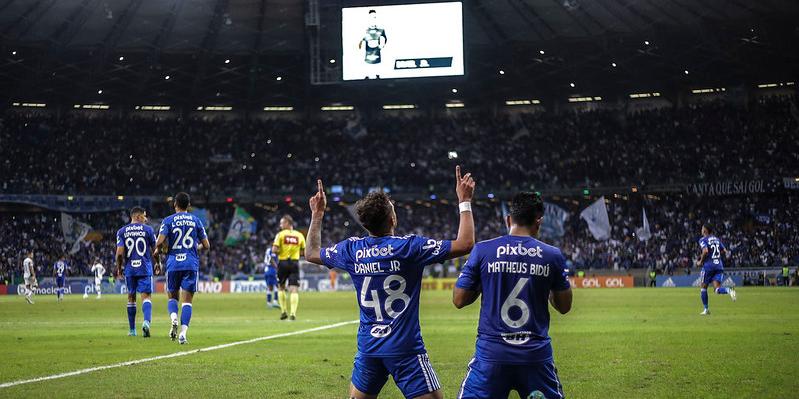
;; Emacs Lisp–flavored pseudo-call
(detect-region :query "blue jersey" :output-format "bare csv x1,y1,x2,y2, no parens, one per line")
320,234,451,357
699,235,725,270
159,212,207,272
54,260,68,277
455,235,570,365
116,223,156,276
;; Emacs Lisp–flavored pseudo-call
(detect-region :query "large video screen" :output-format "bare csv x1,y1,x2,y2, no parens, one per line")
342,2,464,81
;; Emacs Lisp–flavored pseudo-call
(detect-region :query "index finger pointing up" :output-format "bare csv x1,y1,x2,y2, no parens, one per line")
456,165,461,181
317,179,324,193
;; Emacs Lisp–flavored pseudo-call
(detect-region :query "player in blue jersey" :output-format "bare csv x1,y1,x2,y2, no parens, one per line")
155,192,210,344
453,192,572,399
115,206,159,337
306,166,476,399
696,223,736,315
53,257,69,303
264,247,279,308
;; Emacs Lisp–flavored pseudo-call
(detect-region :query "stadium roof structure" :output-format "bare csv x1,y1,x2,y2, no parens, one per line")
1,0,797,110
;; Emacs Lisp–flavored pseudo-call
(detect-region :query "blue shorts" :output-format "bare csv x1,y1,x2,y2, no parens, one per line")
126,275,154,294
166,270,198,293
56,276,66,288
701,268,724,286
458,358,564,399
264,268,278,286
351,352,441,398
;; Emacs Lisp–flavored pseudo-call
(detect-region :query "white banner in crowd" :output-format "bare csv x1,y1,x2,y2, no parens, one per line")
60,213,92,254
579,197,611,241
540,202,570,239
636,208,652,241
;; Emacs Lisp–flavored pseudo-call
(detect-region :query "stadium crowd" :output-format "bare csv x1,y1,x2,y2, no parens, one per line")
1,96,797,196
1,193,796,283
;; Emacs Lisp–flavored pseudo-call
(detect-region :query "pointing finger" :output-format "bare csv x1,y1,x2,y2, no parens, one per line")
317,179,324,193
455,165,461,181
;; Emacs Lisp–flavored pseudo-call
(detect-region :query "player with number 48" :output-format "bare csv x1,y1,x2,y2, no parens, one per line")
305,166,476,399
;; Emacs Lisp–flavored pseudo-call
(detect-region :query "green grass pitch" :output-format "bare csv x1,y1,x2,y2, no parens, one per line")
1,288,797,398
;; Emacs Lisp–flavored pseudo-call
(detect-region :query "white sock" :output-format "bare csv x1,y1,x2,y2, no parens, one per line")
180,325,188,336
170,313,179,324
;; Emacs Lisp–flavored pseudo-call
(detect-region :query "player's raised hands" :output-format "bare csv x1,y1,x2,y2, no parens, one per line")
455,165,476,202
309,179,327,216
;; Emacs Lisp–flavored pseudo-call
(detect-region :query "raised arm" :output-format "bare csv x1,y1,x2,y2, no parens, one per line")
305,179,327,265
447,165,476,259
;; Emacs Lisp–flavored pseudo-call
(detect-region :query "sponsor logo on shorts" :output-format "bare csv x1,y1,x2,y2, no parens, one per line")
370,325,392,338
176,254,187,262
131,260,142,267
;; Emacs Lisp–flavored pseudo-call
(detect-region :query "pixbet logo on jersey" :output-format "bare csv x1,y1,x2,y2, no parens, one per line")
496,243,543,259
355,245,394,261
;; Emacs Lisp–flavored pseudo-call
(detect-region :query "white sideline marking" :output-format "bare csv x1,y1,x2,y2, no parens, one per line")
0,320,358,389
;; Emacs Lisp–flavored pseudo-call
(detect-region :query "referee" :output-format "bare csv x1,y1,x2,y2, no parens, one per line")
272,215,306,320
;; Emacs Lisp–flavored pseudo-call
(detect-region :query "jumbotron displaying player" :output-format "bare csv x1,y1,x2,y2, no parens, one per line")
156,192,210,344
305,166,476,399
272,215,305,320
116,206,159,337
697,223,736,315
453,192,572,399
53,257,68,303
357,9,387,79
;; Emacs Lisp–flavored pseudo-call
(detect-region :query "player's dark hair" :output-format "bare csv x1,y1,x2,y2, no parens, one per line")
282,214,294,227
130,206,145,216
703,223,714,233
355,192,392,235
368,9,376,14
174,192,190,210
509,192,544,227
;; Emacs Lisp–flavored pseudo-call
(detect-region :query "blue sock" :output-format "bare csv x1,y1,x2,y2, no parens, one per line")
142,299,152,324
181,303,193,327
701,288,708,309
267,291,272,304
127,303,136,330
715,287,729,294
168,299,179,321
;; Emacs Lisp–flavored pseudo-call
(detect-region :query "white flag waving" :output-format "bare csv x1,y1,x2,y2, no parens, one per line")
579,197,611,241
540,202,570,240
61,213,92,254
636,208,652,241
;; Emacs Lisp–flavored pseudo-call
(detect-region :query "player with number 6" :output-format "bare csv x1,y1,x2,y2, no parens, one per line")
305,165,476,399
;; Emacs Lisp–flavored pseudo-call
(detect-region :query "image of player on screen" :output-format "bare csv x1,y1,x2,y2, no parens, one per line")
357,9,387,79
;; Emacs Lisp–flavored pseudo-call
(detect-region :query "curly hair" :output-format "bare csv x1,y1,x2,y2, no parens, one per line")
355,192,393,235
509,192,544,226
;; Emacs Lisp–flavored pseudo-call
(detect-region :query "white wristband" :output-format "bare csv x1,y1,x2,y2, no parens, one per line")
459,202,472,213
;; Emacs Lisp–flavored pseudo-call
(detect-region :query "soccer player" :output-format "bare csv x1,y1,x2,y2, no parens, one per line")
90,259,106,299
263,247,279,308
155,192,210,344
305,166,476,399
272,215,305,320
116,206,159,337
697,223,736,315
453,192,572,399
53,257,69,303
22,251,36,304
358,9,387,79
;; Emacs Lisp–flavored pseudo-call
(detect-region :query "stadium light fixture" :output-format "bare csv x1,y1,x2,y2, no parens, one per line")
757,81,795,88
12,50,17,55
329,59,336,64
691,88,725,94
505,99,541,106
197,106,232,111
164,75,170,80
568,96,602,103
224,59,230,64
628,92,661,99
135,105,171,111
644,40,650,45
11,102,46,108
276,76,282,81
74,104,110,110
499,70,505,75
569,82,575,88
67,196,74,201
118,56,124,61
382,104,416,110
321,105,354,111
448,151,458,159
683,70,689,75
97,89,103,94
451,88,458,93
263,106,294,111
539,50,545,55
611,62,617,67
445,102,464,108
117,196,124,200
